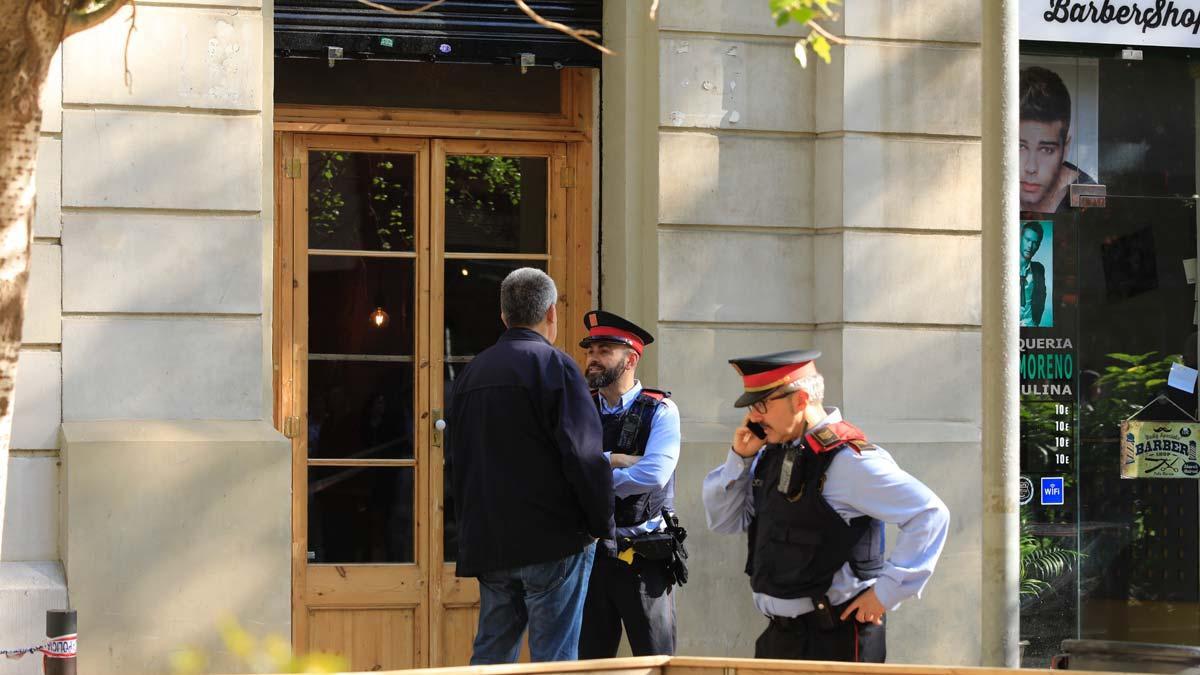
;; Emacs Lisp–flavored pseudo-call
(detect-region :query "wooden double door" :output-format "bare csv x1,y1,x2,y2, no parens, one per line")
275,132,590,670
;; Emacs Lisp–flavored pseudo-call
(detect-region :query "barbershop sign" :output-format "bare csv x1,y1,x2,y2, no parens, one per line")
1121,420,1200,478
1022,0,1200,48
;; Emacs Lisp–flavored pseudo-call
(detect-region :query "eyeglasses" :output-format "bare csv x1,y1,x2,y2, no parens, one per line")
750,392,793,415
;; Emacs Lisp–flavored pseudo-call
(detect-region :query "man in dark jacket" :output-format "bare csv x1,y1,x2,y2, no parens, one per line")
446,267,614,664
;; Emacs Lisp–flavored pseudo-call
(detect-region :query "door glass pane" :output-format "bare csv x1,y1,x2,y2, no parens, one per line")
308,466,415,563
444,260,547,359
308,361,414,460
444,155,548,253
309,256,414,356
309,151,416,252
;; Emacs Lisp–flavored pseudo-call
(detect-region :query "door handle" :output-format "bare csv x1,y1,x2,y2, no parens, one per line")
432,409,445,447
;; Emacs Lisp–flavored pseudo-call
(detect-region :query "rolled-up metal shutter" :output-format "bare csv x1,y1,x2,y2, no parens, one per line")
275,0,603,68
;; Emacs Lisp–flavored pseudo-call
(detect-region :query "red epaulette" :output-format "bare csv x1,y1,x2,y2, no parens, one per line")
639,388,671,401
805,420,874,454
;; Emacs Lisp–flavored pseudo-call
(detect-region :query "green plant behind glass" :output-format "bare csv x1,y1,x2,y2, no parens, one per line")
1020,513,1083,600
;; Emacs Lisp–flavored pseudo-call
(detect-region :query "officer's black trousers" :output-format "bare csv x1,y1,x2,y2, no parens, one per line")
754,602,885,663
578,553,676,658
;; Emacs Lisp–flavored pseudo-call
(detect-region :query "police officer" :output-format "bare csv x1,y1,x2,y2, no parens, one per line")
578,311,682,658
702,350,949,662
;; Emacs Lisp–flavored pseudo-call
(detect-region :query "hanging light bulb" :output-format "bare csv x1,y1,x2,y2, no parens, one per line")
369,306,390,328
461,268,469,277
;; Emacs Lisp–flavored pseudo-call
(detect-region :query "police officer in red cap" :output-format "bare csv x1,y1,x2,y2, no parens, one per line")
577,310,683,658
702,350,949,662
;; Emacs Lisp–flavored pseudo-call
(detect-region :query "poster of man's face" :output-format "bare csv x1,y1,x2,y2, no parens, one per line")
1021,220,1054,328
1018,58,1099,214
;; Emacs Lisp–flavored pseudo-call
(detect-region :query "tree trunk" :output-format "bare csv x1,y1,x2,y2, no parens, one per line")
0,0,68,550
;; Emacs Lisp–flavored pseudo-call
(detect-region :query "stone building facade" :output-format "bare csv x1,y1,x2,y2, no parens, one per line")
0,1,988,672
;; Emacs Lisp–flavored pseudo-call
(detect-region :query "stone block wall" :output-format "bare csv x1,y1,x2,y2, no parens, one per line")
4,2,289,673
653,0,983,665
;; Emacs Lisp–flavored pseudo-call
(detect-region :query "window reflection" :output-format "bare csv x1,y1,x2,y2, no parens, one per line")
308,467,414,564
444,156,548,253
309,256,414,357
309,151,416,252
308,362,413,460
444,260,547,358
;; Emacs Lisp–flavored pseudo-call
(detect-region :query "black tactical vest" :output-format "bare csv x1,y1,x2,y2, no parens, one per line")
744,441,884,600
597,389,674,529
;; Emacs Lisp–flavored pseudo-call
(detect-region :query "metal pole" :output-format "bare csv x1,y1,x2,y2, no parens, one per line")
43,609,76,675
981,0,1021,667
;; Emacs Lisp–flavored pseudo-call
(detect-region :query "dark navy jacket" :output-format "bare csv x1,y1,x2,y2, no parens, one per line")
446,327,614,577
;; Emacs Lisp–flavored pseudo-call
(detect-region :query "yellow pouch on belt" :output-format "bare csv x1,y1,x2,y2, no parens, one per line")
617,547,635,565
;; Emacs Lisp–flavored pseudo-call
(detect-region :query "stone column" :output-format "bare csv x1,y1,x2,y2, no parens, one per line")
981,0,1021,666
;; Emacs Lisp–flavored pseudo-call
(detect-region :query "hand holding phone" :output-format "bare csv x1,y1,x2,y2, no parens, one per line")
732,414,768,458
746,421,767,440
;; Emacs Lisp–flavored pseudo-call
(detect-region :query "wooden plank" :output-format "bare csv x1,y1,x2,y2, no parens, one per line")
440,139,560,158
377,655,671,675
308,249,419,259
565,137,593,367
275,122,588,143
413,137,433,668
289,131,310,651
439,568,480,606
306,565,426,606
665,658,1075,675
277,105,575,130
308,607,418,672
443,252,552,261
300,133,429,155
307,458,417,468
439,605,479,667
548,146,568,350
428,138,450,667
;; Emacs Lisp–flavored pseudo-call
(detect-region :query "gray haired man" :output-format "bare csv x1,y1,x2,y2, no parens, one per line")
446,267,614,664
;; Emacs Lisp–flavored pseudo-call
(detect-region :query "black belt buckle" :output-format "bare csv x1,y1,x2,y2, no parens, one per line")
812,596,837,631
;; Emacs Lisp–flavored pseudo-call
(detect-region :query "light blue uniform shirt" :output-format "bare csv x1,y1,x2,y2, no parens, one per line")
598,381,682,538
701,408,949,618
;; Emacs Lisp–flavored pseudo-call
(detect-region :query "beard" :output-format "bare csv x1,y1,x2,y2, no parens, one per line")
586,363,627,389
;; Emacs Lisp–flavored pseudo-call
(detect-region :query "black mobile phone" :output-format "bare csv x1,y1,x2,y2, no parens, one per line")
746,421,767,440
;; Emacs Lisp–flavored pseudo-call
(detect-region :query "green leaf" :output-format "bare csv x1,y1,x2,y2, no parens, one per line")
810,33,832,63
789,7,816,24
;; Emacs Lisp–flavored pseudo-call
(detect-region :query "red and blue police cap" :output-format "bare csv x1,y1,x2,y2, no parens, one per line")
579,310,654,355
728,349,821,408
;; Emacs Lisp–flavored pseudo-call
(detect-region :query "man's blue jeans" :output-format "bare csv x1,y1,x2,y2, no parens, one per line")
471,542,596,664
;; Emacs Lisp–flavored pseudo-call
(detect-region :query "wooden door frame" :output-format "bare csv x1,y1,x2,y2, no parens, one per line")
272,70,594,662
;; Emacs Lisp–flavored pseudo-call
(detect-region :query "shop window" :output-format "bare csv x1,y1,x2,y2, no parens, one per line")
1018,51,1199,665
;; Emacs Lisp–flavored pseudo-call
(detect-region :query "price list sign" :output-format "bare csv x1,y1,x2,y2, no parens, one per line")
1018,219,1079,512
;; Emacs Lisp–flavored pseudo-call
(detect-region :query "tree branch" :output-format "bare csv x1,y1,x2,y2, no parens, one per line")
123,0,137,89
806,20,847,46
353,0,613,56
64,0,132,38
353,0,449,15
513,0,612,55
